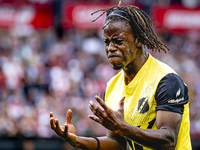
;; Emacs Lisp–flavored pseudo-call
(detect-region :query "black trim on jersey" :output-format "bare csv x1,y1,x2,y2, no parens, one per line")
103,92,105,102
155,73,189,114
133,126,142,150
147,118,156,129
127,138,134,150
134,143,143,150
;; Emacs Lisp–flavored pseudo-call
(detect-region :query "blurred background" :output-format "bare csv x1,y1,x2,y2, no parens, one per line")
0,0,200,149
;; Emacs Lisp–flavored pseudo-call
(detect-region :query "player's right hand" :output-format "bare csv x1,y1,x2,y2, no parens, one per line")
50,109,77,146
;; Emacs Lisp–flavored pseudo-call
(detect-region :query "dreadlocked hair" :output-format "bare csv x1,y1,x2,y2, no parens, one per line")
91,5,169,53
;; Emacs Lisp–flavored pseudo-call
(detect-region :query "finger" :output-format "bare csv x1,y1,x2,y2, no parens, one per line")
50,112,54,118
66,109,72,124
50,117,56,130
118,96,125,111
89,102,105,121
89,101,97,113
50,112,55,129
64,124,68,137
94,95,109,111
55,119,63,135
88,115,103,124
94,96,113,117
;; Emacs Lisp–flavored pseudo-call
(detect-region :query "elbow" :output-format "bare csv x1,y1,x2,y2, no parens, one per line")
165,136,177,150
157,135,177,150
155,126,179,150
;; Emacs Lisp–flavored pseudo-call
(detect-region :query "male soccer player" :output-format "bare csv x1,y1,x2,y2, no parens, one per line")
50,4,192,150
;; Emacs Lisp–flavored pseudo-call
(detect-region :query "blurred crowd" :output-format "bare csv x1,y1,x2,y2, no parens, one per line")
0,3,200,148
0,27,116,140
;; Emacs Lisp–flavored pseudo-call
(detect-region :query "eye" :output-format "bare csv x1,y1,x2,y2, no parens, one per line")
114,39,123,45
104,39,110,46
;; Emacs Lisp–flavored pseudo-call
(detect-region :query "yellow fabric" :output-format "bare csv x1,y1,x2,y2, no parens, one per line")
105,54,191,150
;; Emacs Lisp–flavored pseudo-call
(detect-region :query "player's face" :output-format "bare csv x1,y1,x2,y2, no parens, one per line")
103,21,137,70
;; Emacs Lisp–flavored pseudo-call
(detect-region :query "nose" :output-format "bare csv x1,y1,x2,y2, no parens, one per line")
107,42,117,52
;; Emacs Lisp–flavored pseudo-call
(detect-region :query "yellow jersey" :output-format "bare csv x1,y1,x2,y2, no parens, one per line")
105,54,191,150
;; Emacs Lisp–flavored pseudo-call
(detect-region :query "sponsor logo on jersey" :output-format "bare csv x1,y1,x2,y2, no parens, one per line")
176,88,181,97
168,97,184,103
168,88,184,103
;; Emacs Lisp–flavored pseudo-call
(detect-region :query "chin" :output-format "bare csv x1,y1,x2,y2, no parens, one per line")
111,64,123,70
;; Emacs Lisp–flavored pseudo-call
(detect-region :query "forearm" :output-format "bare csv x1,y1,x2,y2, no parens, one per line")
74,135,126,150
119,123,176,150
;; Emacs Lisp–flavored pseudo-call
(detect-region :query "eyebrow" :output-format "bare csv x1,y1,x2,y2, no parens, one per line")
113,37,125,40
103,37,125,40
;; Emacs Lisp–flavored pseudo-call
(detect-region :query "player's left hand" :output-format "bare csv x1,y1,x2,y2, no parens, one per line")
88,95,126,134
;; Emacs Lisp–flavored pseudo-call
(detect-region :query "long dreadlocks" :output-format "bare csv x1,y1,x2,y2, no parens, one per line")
92,5,169,53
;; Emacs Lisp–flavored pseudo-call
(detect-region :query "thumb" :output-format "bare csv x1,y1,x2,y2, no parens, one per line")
66,109,73,124
118,96,125,111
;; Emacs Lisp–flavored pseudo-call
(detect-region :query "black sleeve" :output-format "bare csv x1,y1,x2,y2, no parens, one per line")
155,73,189,114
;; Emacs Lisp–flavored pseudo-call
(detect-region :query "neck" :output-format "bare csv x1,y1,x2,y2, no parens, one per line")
123,47,148,85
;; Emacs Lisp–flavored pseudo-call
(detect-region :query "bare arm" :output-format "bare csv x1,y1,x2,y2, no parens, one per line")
89,95,181,150
118,110,181,150
50,110,126,150
75,131,126,150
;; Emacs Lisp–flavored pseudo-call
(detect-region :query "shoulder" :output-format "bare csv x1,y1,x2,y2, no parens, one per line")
107,70,123,83
155,73,189,114
106,70,123,89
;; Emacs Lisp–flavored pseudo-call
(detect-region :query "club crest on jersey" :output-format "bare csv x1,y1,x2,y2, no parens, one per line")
138,97,149,114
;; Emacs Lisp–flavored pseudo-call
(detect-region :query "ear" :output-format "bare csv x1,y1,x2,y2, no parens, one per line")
135,37,142,48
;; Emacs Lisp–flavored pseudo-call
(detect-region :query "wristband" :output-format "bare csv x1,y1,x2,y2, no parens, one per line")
93,137,100,150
